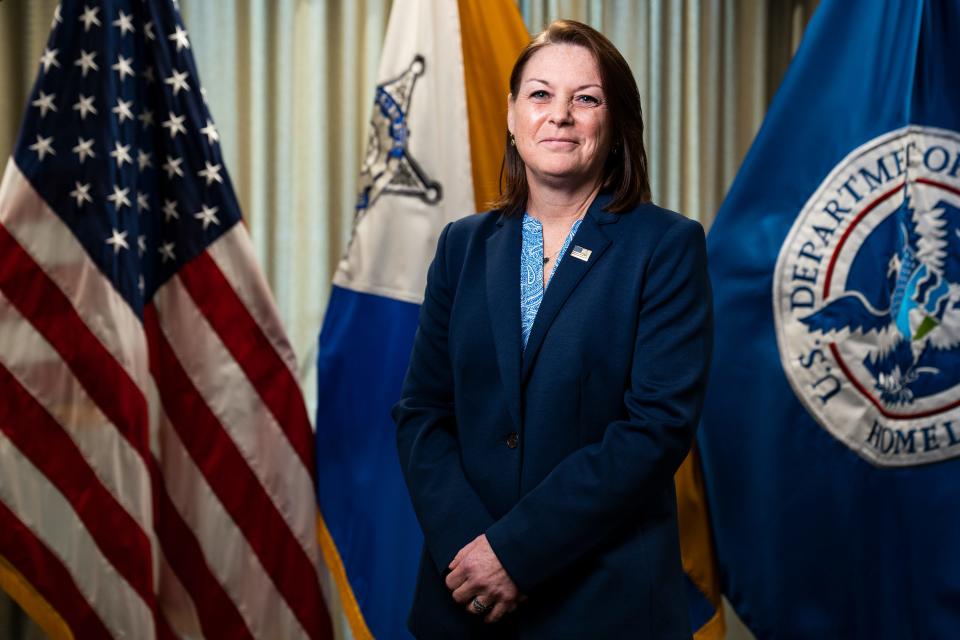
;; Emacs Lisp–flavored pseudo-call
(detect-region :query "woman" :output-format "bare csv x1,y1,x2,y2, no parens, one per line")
393,19,712,638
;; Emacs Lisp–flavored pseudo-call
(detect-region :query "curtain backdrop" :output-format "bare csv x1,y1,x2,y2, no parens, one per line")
0,1,817,638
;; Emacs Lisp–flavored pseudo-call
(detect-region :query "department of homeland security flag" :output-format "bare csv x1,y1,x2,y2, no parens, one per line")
313,1,528,636
700,0,960,637
0,1,331,638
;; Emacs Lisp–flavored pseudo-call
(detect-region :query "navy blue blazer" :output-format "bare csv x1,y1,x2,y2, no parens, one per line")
393,194,712,639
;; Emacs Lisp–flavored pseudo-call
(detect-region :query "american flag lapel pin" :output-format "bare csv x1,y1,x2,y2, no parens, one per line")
570,245,592,262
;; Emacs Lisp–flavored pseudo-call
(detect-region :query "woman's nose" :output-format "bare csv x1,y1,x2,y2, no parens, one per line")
548,98,573,125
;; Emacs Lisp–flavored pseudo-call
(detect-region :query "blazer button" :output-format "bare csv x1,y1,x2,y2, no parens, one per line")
506,432,519,449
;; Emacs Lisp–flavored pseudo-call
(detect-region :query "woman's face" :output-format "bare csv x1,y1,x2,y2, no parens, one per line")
508,43,611,192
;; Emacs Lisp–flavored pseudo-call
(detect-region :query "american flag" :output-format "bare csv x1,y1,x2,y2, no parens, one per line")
0,1,332,638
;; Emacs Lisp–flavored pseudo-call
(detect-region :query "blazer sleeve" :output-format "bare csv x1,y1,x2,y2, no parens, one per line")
484,217,713,593
392,222,496,573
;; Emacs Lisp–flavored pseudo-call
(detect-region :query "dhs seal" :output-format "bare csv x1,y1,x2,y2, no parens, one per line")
774,126,960,467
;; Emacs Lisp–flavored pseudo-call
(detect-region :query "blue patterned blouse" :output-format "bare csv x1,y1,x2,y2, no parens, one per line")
520,213,583,349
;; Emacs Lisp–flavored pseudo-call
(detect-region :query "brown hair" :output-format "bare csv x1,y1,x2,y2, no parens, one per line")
493,20,651,216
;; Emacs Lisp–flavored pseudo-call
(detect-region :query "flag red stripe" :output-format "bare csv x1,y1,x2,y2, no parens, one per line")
0,499,113,639
0,361,156,609
144,304,331,640
178,252,315,473
153,465,254,640
0,224,151,465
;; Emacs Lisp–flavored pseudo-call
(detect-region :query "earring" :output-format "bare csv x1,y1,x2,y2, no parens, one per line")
510,134,516,147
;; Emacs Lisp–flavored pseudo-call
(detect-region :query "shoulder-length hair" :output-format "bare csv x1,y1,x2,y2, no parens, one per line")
493,20,651,216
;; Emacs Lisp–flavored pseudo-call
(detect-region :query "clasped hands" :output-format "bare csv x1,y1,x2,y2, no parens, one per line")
445,534,524,623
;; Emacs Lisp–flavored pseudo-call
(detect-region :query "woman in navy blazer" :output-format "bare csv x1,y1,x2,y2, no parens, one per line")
393,20,712,639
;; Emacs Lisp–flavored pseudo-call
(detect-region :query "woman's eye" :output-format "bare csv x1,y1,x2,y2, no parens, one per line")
529,90,549,99
575,94,601,105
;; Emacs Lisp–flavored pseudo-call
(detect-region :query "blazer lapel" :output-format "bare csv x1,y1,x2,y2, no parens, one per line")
486,213,523,430
521,201,618,383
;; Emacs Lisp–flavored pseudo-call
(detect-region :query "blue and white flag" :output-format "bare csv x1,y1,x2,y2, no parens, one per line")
313,1,528,637
700,1,960,638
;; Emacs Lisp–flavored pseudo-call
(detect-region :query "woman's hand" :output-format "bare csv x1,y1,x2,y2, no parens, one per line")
445,534,523,623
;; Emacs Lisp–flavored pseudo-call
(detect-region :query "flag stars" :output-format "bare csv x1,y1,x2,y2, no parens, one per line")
107,185,131,210
139,275,145,294
194,204,220,229
200,119,219,145
137,235,146,256
69,181,93,207
168,25,190,51
32,91,57,117
158,241,176,262
138,109,154,129
143,66,156,84
144,20,156,41
162,156,184,179
110,141,132,167
113,10,135,36
137,192,150,212
78,5,101,32
162,199,179,221
165,69,190,96
39,48,60,73
52,5,63,27
74,50,98,77
113,98,135,123
73,94,97,120
137,149,152,170
162,113,187,139
105,228,129,254
29,135,55,161
72,137,95,163
112,55,135,81
198,162,223,186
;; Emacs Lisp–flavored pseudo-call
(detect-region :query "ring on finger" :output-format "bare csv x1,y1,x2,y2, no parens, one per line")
471,597,490,614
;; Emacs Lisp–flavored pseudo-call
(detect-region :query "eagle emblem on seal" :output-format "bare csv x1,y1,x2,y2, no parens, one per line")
800,198,960,405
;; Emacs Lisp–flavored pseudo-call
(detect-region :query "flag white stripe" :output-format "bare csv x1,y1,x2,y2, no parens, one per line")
153,275,320,563
0,291,154,537
0,431,155,638
156,409,307,639
0,161,149,394
207,225,300,377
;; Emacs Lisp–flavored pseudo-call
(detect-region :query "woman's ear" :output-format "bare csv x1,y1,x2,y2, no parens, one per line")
506,93,515,136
